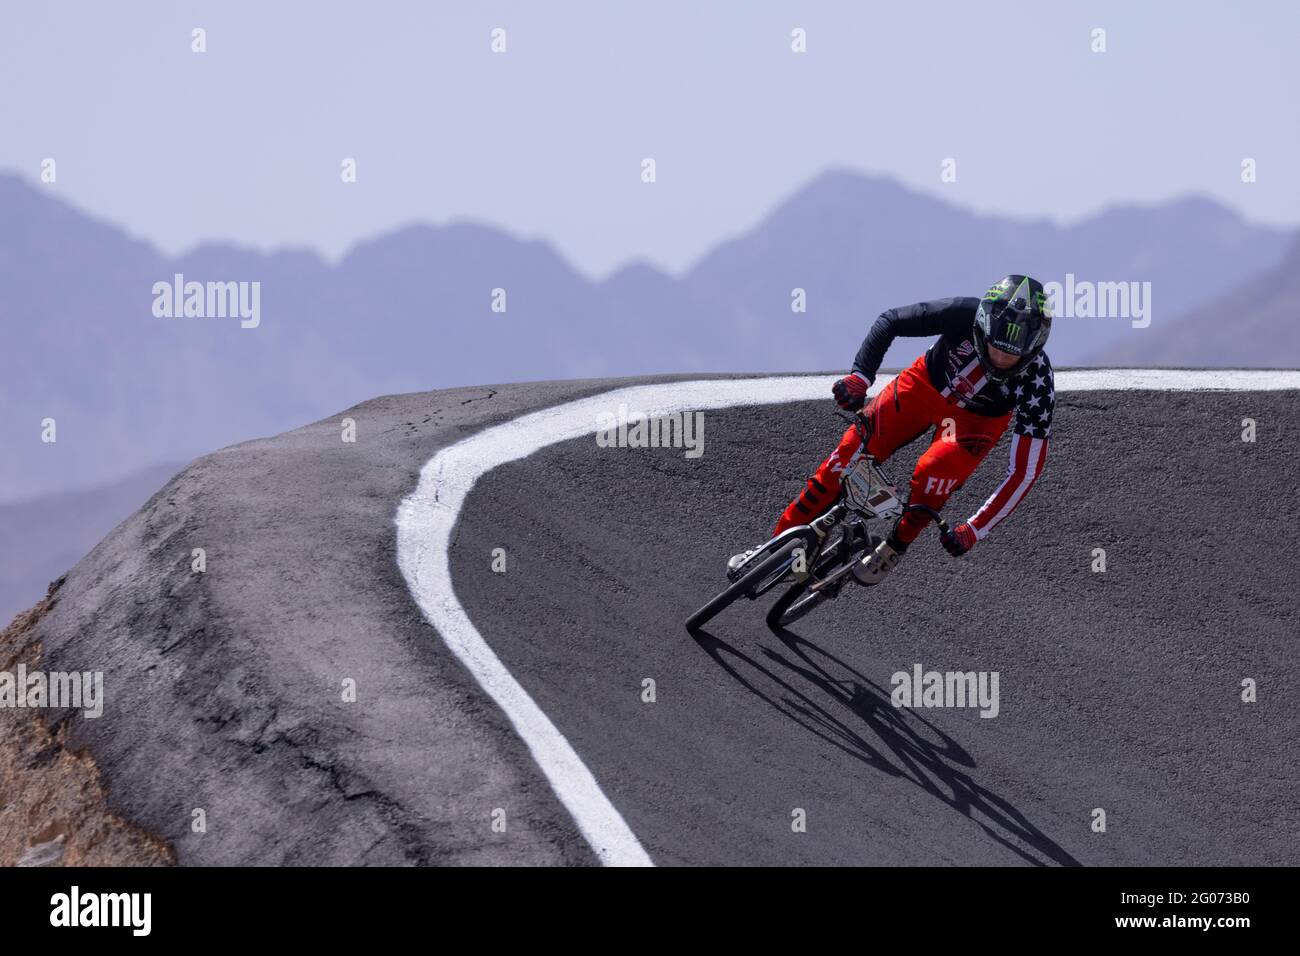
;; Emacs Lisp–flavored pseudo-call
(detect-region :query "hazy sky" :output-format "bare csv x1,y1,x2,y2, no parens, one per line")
3,1,1296,278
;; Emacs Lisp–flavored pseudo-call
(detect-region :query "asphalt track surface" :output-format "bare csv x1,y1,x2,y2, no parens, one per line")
448,386,1300,866
13,373,1299,865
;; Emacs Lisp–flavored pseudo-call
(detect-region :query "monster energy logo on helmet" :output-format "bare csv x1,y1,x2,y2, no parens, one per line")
973,274,1052,382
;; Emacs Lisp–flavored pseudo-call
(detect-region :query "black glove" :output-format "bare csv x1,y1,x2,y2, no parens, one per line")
940,522,977,557
832,372,871,411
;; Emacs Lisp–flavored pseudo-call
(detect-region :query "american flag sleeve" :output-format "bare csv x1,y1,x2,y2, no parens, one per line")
968,355,1054,539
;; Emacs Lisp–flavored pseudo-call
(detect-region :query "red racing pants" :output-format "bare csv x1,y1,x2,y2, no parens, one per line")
774,357,1011,546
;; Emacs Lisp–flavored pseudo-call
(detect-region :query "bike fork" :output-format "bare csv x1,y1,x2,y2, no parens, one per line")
726,509,837,583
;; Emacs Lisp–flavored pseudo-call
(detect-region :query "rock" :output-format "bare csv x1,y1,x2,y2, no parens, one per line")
17,836,65,867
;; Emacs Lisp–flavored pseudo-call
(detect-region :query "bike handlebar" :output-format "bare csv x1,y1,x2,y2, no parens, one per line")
902,503,948,534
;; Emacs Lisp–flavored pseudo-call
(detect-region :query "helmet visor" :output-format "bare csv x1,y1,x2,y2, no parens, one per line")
986,313,1034,354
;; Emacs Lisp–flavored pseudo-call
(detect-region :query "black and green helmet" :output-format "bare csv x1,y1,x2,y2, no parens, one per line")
973,275,1052,382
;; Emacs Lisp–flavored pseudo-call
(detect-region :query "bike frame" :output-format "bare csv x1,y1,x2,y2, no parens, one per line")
729,413,907,597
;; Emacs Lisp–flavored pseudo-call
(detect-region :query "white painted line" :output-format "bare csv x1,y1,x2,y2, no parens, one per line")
1050,369,1300,390
395,369,1300,866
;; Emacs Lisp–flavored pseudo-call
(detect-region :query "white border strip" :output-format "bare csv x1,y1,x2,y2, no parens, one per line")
395,369,1300,866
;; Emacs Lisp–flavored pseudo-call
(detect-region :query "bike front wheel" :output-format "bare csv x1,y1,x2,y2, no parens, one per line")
686,537,807,632
766,528,878,629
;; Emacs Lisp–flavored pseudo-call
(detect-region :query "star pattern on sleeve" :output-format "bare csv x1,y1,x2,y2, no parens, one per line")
1012,353,1054,439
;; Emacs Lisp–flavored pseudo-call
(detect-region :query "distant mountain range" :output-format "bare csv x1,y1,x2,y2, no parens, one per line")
0,462,181,625
1096,234,1300,367
2,169,1294,502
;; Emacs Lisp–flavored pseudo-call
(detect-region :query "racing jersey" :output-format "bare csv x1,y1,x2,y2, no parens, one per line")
850,297,1054,539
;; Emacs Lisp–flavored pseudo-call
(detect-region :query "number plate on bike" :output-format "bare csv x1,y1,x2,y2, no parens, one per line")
843,458,903,518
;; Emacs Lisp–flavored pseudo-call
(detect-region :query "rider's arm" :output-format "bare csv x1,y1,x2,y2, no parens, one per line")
967,355,1055,540
852,298,975,382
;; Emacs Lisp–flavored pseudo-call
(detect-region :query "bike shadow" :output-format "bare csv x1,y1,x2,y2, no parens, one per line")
688,622,1081,867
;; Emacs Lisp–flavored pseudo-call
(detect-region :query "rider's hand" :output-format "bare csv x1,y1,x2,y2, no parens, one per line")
832,372,871,411
940,522,977,557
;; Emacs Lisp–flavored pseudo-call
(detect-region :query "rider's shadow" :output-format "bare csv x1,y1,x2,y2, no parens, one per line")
689,623,1081,867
